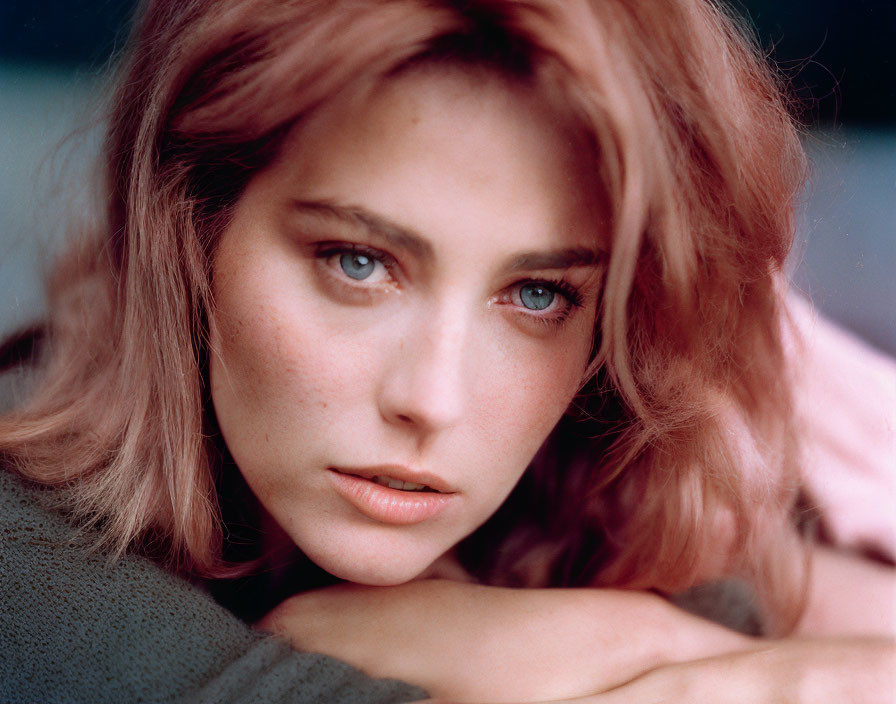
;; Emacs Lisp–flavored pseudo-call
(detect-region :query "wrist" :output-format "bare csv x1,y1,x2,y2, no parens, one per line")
651,592,755,667
569,588,752,693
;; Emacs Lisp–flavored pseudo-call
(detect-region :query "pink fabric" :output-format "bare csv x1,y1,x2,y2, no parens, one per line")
786,294,896,562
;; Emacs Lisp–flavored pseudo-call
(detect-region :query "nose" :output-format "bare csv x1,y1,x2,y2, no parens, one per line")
376,305,471,435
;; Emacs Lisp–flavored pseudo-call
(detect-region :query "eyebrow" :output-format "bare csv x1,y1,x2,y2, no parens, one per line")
291,199,602,272
292,199,434,260
504,247,601,272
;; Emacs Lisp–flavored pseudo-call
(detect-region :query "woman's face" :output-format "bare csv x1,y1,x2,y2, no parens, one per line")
210,69,604,585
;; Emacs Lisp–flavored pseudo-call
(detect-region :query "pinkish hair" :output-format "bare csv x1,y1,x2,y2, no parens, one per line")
0,0,808,631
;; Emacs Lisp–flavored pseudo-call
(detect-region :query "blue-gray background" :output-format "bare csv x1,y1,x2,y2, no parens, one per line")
1,1,894,353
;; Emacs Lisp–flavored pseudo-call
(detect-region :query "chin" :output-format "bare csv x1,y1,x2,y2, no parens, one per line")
301,540,438,587
322,559,432,587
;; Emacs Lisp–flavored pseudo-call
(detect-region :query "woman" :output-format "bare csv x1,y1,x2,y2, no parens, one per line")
1,0,893,701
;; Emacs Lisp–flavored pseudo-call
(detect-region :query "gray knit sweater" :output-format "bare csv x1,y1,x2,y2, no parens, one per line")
0,469,428,703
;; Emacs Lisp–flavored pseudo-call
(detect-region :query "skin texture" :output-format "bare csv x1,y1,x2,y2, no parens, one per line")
209,69,604,586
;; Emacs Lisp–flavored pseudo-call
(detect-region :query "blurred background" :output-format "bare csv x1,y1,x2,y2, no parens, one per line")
1,0,894,353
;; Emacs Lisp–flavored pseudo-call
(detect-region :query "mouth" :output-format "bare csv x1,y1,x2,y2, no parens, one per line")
332,466,455,494
328,466,456,525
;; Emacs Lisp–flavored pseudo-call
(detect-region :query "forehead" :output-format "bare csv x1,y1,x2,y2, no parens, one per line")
257,67,605,257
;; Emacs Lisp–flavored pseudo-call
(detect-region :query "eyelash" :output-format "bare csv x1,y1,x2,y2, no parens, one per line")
314,242,584,326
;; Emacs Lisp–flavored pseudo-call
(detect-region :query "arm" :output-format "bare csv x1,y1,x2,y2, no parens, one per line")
563,637,896,704
259,579,752,703
260,577,896,704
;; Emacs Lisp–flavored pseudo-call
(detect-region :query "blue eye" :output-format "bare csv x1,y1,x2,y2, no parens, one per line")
340,252,376,280
519,283,555,311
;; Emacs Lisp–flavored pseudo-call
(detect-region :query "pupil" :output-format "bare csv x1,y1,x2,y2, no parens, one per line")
340,253,375,280
520,284,554,310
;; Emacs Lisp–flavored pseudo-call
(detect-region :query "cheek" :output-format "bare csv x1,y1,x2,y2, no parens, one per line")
209,255,345,464
472,323,592,480
212,298,303,424
211,296,372,434
499,320,591,419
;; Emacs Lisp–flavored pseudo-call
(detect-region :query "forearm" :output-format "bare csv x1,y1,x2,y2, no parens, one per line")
259,579,752,703
555,637,896,704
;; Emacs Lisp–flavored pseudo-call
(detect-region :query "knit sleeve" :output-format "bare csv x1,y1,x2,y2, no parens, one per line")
0,470,427,704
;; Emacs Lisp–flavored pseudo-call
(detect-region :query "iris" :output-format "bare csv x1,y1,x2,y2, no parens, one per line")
519,283,554,310
340,252,376,280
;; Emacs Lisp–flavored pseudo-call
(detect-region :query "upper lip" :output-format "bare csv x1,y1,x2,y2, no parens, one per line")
331,465,456,494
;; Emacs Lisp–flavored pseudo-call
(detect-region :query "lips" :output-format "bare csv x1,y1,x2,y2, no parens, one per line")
328,466,457,525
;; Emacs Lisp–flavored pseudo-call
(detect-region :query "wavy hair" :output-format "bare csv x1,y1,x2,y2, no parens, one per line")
0,0,807,631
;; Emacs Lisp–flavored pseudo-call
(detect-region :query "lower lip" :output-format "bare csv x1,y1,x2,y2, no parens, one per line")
328,470,456,525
